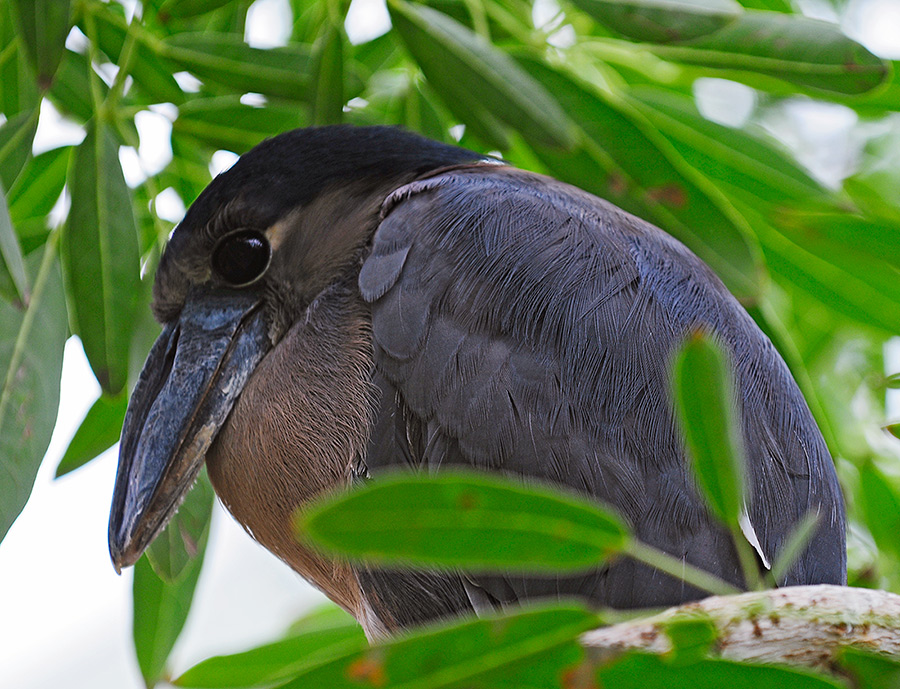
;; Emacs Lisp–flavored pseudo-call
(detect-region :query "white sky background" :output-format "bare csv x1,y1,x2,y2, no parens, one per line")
0,0,898,687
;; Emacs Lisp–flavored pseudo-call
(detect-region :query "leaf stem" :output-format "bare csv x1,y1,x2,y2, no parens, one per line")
625,539,742,597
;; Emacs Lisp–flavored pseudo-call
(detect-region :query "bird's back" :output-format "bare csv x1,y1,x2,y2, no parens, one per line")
357,165,845,623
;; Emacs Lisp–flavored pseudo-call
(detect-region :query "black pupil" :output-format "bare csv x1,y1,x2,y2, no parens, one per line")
213,231,270,286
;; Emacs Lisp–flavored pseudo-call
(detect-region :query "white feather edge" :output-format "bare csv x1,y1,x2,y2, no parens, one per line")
739,507,771,570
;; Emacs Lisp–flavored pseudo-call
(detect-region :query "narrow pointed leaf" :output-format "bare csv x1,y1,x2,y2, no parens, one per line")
173,96,307,154
298,472,629,571
570,0,742,44
838,647,900,689
0,183,27,303
8,145,71,225
160,33,311,101
11,0,70,89
62,120,141,394
0,109,39,191
0,6,40,116
650,12,890,95
672,331,745,525
50,50,107,123
133,474,211,687
279,604,596,689
388,0,576,149
54,392,127,477
175,616,367,688
311,23,345,126
146,470,215,582
0,248,66,543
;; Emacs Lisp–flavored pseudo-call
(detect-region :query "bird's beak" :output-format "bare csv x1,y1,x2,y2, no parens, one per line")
108,288,271,572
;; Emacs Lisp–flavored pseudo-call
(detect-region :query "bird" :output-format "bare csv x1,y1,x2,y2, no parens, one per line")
108,124,846,638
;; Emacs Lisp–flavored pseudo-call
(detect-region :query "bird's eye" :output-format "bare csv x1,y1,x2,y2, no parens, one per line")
212,230,271,287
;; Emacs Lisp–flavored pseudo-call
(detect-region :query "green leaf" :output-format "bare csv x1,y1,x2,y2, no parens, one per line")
0,109,39,191
175,614,367,688
86,3,186,105
650,12,890,95
858,462,900,565
838,647,900,689
62,119,141,394
173,96,308,153
11,0,70,89
388,0,576,149
0,183,27,303
280,603,596,689
596,652,844,688
311,22,345,126
662,614,718,663
160,33,312,101
158,0,236,19
54,392,127,477
886,423,900,441
146,470,215,582
0,246,67,543
569,0,742,44
672,331,745,525
519,59,762,303
0,5,40,116
298,472,629,571
7,145,70,225
133,475,211,687
49,50,106,123
628,87,826,206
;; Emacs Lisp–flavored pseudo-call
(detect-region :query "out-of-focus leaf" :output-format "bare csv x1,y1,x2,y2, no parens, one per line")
0,109,39,191
49,50,105,123
133,488,210,687
0,4,39,116
11,0,70,89
887,423,900,440
175,614,367,688
161,135,213,211
858,462,900,565
8,145,71,225
595,652,844,688
569,0,741,44
0,248,66,543
885,373,900,390
55,392,127,477
279,604,596,689
298,472,629,571
650,12,889,95
84,3,186,105
735,0,790,10
629,87,826,205
62,119,141,394
173,96,307,153
0,183,27,303
161,33,311,101
661,615,718,663
838,647,900,689
388,0,576,149
311,22,345,125
147,470,215,582
673,331,745,525
520,59,762,303
158,0,235,19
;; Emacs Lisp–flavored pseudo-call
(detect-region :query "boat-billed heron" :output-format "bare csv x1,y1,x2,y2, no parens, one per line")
109,125,845,636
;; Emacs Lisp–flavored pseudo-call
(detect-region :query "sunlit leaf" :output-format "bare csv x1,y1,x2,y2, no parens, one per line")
7,145,71,226
298,472,629,571
0,248,66,543
672,331,745,525
650,12,889,95
55,392,127,477
62,119,141,394
570,0,742,44
858,462,900,565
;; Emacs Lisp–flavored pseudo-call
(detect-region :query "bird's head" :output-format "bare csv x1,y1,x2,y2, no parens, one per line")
108,126,479,572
